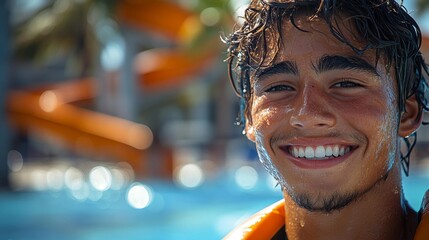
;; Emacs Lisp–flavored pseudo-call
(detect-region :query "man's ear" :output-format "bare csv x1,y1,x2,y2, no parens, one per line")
398,95,423,138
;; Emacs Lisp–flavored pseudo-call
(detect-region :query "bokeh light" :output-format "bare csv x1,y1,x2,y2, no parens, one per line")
100,38,125,71
127,183,152,209
46,168,64,191
174,163,204,188
71,182,90,202
200,7,220,27
39,90,58,112
109,167,126,190
234,165,258,190
7,150,23,172
89,166,112,191
30,168,48,191
64,167,84,191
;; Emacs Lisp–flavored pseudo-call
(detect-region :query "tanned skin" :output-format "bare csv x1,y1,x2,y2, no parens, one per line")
245,16,422,240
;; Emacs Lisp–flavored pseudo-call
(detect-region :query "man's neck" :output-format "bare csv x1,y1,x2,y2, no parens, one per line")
283,167,418,240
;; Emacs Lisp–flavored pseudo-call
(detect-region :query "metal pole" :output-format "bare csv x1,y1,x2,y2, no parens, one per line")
0,0,10,189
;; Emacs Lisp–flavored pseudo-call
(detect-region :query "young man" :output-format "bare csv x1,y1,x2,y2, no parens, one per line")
224,0,429,239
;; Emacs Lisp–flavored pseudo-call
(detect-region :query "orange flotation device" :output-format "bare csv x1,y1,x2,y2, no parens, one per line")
224,191,429,240
223,199,285,239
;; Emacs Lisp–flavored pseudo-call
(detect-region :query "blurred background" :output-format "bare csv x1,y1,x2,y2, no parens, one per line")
1,0,429,239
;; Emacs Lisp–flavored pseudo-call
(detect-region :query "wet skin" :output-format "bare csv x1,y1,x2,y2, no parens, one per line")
245,17,421,239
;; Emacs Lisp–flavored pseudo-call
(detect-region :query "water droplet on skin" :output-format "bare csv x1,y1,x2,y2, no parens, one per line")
299,219,305,227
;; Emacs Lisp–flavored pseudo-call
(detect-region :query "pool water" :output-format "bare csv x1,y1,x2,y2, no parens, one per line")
0,173,427,240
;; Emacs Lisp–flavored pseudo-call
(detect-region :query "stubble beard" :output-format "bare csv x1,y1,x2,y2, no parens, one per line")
282,169,391,213
256,134,392,214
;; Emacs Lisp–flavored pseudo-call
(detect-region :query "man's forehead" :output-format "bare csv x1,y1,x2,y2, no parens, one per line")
251,15,369,65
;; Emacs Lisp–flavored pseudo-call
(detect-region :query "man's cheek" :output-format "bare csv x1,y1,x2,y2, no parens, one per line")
255,134,286,187
252,105,285,129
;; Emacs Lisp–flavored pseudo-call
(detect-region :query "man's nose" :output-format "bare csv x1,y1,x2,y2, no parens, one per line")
289,86,336,129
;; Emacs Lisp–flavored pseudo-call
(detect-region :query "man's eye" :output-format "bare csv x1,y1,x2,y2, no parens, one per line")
265,85,294,92
332,80,362,88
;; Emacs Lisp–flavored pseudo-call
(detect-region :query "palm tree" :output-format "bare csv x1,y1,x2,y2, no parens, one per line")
13,0,234,79
13,0,116,78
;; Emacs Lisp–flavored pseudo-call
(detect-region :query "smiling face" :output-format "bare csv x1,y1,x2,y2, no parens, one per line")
245,17,412,212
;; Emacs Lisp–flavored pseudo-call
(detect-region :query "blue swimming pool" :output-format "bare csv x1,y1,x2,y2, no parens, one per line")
0,171,427,240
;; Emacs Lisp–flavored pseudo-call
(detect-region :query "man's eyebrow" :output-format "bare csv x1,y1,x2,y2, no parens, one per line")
314,55,379,76
255,61,298,79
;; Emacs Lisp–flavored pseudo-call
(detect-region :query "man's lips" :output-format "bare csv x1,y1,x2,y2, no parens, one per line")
285,145,352,159
278,143,358,169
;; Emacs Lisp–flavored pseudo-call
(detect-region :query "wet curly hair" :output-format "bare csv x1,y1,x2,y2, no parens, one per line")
223,0,429,176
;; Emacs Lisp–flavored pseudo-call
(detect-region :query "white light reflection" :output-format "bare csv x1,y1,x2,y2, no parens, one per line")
234,165,258,190
47,168,64,191
30,169,48,191
116,162,134,183
101,41,125,71
64,167,84,190
127,183,152,209
109,168,125,190
175,163,204,188
71,182,90,202
39,90,58,112
200,7,220,26
89,166,112,191
96,19,125,71
7,150,23,172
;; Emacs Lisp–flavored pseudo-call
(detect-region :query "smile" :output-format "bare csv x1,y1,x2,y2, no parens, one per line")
288,145,352,160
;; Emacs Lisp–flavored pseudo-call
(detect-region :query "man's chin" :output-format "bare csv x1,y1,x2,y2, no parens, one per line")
282,165,392,213
289,191,360,213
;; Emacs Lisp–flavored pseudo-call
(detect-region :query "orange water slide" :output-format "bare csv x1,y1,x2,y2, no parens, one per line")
6,0,219,178
7,78,153,176
116,0,216,92
116,0,202,44
135,48,217,91
7,48,215,178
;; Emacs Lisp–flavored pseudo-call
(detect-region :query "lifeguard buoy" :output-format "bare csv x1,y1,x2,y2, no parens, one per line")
224,191,429,240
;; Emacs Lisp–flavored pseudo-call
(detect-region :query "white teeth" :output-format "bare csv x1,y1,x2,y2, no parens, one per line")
339,147,345,156
315,146,325,158
305,147,314,158
290,145,352,159
293,148,299,158
299,148,305,157
325,146,332,156
333,145,339,157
